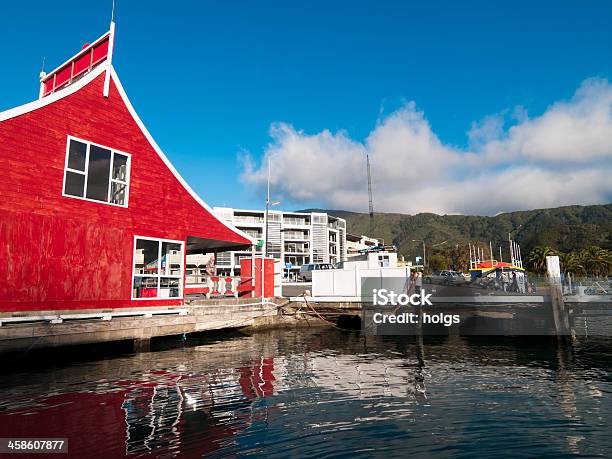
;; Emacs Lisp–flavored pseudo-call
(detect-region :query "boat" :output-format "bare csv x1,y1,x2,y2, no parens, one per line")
468,239,529,293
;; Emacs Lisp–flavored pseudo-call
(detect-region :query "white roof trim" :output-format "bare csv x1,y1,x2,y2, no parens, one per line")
109,67,255,246
0,64,107,122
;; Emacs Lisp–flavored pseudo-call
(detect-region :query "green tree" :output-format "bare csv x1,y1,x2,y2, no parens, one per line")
428,254,448,272
448,244,471,272
525,246,557,274
560,252,584,276
579,246,612,277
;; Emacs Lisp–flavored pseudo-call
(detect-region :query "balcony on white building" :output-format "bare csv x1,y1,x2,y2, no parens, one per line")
283,215,310,226
284,242,310,254
283,230,309,241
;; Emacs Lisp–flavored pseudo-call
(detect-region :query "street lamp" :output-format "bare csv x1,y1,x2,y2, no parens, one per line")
261,159,281,302
264,158,281,257
264,200,281,257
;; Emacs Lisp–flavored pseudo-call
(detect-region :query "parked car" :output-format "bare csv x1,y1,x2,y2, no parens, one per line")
424,270,466,285
298,263,334,281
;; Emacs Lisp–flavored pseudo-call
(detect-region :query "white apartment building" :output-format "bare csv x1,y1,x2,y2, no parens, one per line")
209,207,348,278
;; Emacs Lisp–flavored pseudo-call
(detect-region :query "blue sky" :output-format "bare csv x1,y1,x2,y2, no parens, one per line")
2,1,611,214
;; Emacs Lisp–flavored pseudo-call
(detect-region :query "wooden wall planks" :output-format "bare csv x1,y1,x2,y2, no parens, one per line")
0,73,249,311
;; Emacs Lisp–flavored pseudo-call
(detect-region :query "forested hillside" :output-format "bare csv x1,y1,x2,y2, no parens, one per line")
301,203,612,270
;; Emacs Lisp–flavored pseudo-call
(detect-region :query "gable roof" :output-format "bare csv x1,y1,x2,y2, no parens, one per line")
0,63,107,123
0,64,254,248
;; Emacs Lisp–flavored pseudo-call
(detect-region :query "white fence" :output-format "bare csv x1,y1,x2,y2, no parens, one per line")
312,266,412,299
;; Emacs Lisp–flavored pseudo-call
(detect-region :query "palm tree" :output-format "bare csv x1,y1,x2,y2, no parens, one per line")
525,246,557,274
560,252,585,277
580,247,612,277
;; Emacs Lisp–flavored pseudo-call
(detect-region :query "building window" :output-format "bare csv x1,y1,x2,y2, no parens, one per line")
378,255,390,267
63,136,131,207
132,237,184,299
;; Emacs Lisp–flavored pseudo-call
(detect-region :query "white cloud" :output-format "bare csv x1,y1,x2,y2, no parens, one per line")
240,78,612,215
468,114,505,149
504,78,612,163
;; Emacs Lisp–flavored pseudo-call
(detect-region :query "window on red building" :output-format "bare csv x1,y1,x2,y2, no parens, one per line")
132,237,184,299
63,136,130,207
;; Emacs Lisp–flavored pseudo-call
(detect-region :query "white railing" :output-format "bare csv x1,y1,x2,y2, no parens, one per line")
283,218,308,226
0,308,188,326
283,234,308,241
184,275,253,298
234,216,264,224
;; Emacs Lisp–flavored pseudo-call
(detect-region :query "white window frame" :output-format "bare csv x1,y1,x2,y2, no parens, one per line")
131,236,184,300
62,135,132,208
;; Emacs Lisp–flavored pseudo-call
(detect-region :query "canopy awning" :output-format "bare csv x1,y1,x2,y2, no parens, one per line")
186,235,252,254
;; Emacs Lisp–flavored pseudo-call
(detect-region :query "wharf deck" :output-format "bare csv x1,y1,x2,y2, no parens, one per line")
0,298,283,354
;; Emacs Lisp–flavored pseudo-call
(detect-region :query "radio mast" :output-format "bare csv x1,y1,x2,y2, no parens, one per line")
366,153,374,234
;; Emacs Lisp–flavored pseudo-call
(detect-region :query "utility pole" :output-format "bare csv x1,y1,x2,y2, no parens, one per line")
422,240,426,271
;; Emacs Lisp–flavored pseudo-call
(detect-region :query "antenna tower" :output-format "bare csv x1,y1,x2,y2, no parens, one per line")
366,153,374,234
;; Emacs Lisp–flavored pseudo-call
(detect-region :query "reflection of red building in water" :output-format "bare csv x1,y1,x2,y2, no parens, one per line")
0,358,278,458
239,358,276,399
0,21,253,313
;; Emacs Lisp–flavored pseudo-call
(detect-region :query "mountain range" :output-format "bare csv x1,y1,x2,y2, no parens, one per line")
300,203,612,262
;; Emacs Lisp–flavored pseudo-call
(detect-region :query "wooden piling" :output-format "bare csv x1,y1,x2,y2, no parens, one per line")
546,255,571,341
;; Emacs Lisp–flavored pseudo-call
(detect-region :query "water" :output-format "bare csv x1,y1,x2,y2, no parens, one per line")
0,329,611,458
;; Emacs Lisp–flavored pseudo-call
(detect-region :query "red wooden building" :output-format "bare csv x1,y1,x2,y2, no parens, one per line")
0,23,253,312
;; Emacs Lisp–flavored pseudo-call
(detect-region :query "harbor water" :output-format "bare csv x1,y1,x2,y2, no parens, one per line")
0,328,611,458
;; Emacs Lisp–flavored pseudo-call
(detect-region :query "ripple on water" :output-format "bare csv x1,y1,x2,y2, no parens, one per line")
0,330,610,458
